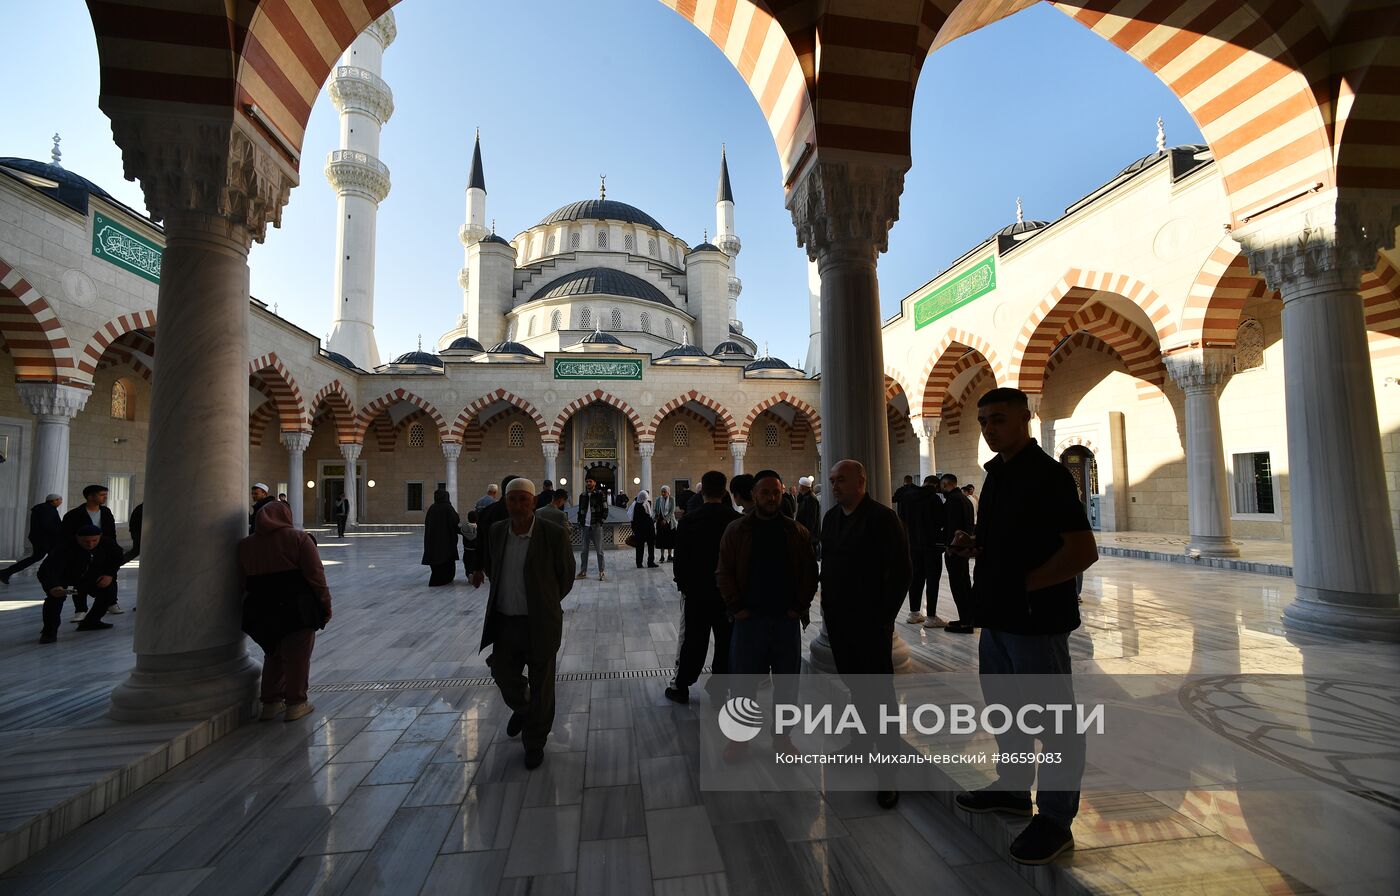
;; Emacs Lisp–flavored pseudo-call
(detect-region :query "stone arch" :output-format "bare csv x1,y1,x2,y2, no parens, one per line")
916,329,1005,418
649,391,739,443
95,331,156,382
452,389,548,443
248,352,308,433
78,309,158,382
354,389,448,444
310,380,357,444
1055,303,1167,393
551,390,648,441
740,392,822,443
248,401,278,448
0,258,77,384
1043,332,1119,383
883,367,913,403
1362,256,1400,340
1177,237,1271,348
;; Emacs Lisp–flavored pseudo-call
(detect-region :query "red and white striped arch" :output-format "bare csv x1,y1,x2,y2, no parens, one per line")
354,388,448,444
551,390,647,441
248,352,308,433
739,392,822,443
649,391,739,443
452,389,548,443
1362,256,1400,340
915,329,1005,419
1177,239,1271,348
78,310,157,382
0,260,77,384
95,331,157,382
1043,331,1119,383
248,401,278,448
309,380,357,444
1016,299,1165,397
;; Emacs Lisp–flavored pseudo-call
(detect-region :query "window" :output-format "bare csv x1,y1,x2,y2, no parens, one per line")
640,312,651,333
508,422,525,447
106,474,132,523
611,307,623,330
111,380,131,420
527,316,537,336
624,234,635,252
406,482,424,512
547,234,556,253
570,232,581,249
1232,451,1276,515
408,422,426,448
581,307,592,329
673,423,689,447
550,309,562,330
764,423,780,448
664,318,674,339
648,238,657,256
596,230,608,249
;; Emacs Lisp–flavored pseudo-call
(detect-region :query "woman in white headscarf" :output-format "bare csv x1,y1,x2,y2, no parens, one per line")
629,490,657,568
653,485,677,562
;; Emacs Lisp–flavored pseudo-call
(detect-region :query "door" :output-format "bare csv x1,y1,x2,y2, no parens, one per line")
1059,445,1100,530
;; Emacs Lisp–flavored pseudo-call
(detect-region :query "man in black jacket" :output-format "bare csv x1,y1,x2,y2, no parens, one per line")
1,494,62,584
905,475,946,627
473,474,524,580
573,477,609,581
794,476,821,559
36,525,124,642
62,485,117,540
939,474,976,633
665,470,741,704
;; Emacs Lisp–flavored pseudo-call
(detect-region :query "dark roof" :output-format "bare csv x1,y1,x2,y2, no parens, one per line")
468,134,486,192
717,148,734,204
0,158,112,214
579,330,622,345
538,199,665,232
688,242,721,254
994,219,1050,239
323,350,360,370
657,343,707,359
481,233,511,245
447,336,485,352
745,356,796,372
1118,144,1208,177
711,340,753,357
530,267,675,308
392,351,443,367
490,340,541,357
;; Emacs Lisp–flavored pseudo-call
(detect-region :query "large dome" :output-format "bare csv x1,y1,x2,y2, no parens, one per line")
529,267,676,308
537,199,666,233
0,158,113,214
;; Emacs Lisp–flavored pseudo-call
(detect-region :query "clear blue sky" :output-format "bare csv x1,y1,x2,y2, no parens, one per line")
3,1,1201,368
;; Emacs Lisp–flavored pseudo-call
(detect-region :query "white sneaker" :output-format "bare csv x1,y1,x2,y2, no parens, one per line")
598,572,607,581
905,611,926,624
70,611,87,622
923,616,947,629
107,603,124,615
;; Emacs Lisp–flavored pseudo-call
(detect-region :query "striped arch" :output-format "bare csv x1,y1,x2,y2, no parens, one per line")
942,367,997,436
649,391,739,443
0,259,77,384
1178,238,1270,347
739,392,822,443
885,405,913,445
95,331,157,382
78,310,157,382
551,390,648,441
369,415,397,453
452,389,548,443
1361,256,1400,340
248,352,308,433
660,407,729,452
884,368,913,403
310,380,357,444
1043,332,1119,382
916,329,1005,418
248,401,277,448
1328,3,1400,192
354,389,449,444
1054,303,1167,392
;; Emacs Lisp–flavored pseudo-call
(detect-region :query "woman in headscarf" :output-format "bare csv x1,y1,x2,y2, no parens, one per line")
653,485,677,563
238,500,332,722
630,489,657,568
422,488,461,586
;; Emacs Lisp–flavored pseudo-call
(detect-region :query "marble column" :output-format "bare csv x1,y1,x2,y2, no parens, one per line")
729,440,746,479
1163,347,1239,557
280,431,312,529
442,441,462,510
1025,392,1051,454
107,112,297,722
1236,196,1400,641
638,440,655,495
541,440,559,486
911,416,939,481
16,383,91,507
340,443,361,527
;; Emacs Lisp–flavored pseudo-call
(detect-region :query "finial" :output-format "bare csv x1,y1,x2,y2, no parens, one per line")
491,219,496,235
599,174,607,200
763,341,769,358
417,334,423,351
1156,116,1166,153
273,302,279,315
703,229,708,243
50,133,61,167
682,326,690,345
475,126,480,140
1015,197,1024,225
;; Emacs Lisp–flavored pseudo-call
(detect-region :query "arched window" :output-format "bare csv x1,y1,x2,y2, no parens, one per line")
640,312,651,333
508,422,525,448
527,316,537,337
648,238,657,256
550,309,562,330
611,307,623,330
664,318,674,339
596,230,608,249
673,423,689,447
580,307,592,329
570,232,581,250
546,234,556,253
111,380,130,420
624,234,635,252
408,422,426,448
764,423,780,448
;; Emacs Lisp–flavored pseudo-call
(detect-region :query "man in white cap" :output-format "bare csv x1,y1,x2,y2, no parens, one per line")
795,475,822,558
249,483,275,534
474,477,576,769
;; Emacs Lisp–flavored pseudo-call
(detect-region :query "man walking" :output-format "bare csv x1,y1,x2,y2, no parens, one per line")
333,493,350,538
905,474,945,627
575,477,609,581
249,483,275,534
940,473,976,633
475,478,575,769
536,488,571,533
794,476,821,560
666,470,741,704
535,479,556,510
716,469,817,760
820,459,911,808
36,525,124,643
475,483,500,512
950,387,1097,865
0,493,62,585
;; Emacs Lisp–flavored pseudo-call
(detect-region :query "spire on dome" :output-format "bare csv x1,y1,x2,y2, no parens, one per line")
599,174,607,200
417,334,423,351
717,144,734,204
50,133,61,167
1016,197,1024,225
468,130,486,192
1155,116,1166,153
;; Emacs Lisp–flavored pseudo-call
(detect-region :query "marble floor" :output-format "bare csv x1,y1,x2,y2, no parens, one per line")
0,531,1396,895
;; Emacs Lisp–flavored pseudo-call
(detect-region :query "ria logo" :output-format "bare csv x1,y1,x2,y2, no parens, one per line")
718,696,764,742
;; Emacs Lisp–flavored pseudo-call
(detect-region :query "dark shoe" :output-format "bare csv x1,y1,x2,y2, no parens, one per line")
506,712,525,738
1009,815,1074,865
75,620,114,631
877,790,900,809
647,563,659,568
955,787,1032,816
0,573,10,585
945,621,975,634
664,686,689,704
524,748,545,770
38,631,56,644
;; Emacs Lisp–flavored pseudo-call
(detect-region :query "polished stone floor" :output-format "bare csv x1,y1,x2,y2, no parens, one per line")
0,530,1397,895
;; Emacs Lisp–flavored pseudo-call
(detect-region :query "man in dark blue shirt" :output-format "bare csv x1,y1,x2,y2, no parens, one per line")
949,387,1097,866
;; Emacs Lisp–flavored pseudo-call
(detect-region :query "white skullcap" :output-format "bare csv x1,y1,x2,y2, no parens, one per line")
504,478,537,496
252,482,270,492
798,476,813,487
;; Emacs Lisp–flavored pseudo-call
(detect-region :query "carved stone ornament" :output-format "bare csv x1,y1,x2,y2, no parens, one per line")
1163,346,1235,391
365,11,397,48
1232,190,1400,294
1233,318,1265,373
280,430,313,453
325,150,392,203
441,441,463,460
787,158,907,258
108,110,299,244
327,66,395,125
16,383,91,419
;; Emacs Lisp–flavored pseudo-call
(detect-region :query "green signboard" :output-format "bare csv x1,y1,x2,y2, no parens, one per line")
92,212,162,283
553,358,643,380
913,255,995,329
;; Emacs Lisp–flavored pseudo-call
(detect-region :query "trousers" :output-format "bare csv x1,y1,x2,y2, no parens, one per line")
261,629,317,704
1,542,47,579
579,524,605,572
729,614,801,731
944,553,973,621
909,549,944,613
489,613,558,751
42,582,117,635
673,591,732,689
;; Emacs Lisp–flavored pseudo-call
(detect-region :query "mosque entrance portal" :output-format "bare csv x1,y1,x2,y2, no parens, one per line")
1059,445,1100,530
586,464,616,496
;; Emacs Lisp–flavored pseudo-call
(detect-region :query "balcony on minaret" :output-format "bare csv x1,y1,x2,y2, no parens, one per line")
325,150,391,204
327,65,395,124
715,232,741,257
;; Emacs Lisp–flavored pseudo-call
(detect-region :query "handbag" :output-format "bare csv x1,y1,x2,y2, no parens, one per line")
625,533,638,548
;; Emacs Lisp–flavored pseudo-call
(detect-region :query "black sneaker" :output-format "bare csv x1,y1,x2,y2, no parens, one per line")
1009,815,1074,865
954,787,1032,816
75,620,114,631
38,631,57,644
945,621,975,634
664,685,689,704
0,573,11,585
506,712,525,738
876,790,900,809
524,748,545,770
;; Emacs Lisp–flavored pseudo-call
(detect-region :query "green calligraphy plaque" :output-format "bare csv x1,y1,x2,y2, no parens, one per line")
553,358,643,380
913,256,995,330
92,212,162,283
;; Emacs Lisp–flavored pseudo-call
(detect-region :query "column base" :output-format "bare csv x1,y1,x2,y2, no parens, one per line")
109,641,262,722
807,628,914,673
1185,536,1241,558
1283,595,1400,643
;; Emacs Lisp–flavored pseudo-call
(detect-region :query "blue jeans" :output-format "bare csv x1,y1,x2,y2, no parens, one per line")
978,628,1084,826
730,614,801,730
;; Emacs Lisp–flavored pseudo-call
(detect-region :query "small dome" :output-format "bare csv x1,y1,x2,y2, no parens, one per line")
323,350,360,370
1117,144,1209,178
711,340,753,358
537,199,665,232
392,350,443,368
579,329,622,345
0,157,112,214
530,267,675,308
446,336,485,352
657,343,707,360
994,219,1050,239
687,242,722,255
489,340,541,358
744,356,797,372
480,233,512,246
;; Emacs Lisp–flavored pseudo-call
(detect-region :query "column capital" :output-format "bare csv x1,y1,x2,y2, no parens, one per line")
638,440,656,458
1232,190,1400,294
16,383,90,419
787,157,907,259
106,107,299,244
1163,346,1235,392
540,440,560,459
280,430,313,453
729,440,747,458
441,441,463,461
909,415,940,440
339,443,362,461
1025,392,1042,418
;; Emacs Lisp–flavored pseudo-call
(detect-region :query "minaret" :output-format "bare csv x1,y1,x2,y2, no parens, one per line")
455,131,488,340
324,11,396,370
713,147,743,334
803,258,821,376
